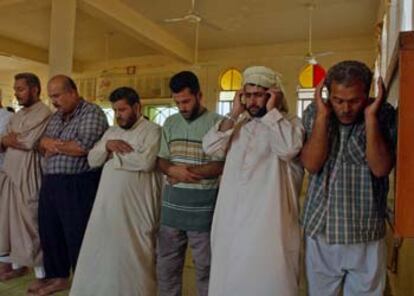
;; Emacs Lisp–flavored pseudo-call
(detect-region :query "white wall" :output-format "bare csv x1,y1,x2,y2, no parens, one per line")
74,35,376,115
0,35,376,114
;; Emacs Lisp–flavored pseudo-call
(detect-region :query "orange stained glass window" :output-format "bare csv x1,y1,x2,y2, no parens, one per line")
299,63,326,88
220,68,242,91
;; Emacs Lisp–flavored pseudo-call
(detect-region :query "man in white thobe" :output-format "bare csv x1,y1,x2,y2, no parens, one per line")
0,95,12,169
203,66,304,296
70,87,162,296
0,73,51,293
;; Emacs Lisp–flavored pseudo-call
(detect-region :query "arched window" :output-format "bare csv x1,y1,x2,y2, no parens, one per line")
296,62,326,117
143,105,178,126
217,68,242,115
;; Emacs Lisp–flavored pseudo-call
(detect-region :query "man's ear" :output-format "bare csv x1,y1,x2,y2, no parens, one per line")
134,102,142,113
31,86,39,97
68,88,78,99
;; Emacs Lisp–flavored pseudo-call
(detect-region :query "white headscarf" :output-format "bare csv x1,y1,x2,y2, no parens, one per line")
242,66,289,113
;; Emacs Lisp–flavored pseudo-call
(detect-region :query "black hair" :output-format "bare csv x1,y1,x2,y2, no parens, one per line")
169,71,200,94
14,72,41,96
109,87,140,106
325,60,373,97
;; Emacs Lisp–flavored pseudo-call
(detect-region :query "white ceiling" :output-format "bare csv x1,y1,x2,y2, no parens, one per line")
0,0,380,69
127,0,379,48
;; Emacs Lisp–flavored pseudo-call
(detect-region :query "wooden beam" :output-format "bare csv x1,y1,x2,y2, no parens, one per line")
79,0,193,63
0,0,25,8
0,35,49,64
0,35,83,72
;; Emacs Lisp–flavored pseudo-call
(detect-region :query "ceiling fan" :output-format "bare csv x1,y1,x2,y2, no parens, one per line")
163,0,223,65
302,2,333,64
163,0,223,31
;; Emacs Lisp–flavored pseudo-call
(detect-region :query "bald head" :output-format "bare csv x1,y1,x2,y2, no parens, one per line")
49,75,78,92
48,75,80,116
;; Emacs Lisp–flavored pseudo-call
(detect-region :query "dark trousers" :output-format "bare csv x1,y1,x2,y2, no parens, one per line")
38,170,101,279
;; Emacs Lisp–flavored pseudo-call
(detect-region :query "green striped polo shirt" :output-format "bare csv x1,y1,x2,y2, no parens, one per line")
158,110,223,231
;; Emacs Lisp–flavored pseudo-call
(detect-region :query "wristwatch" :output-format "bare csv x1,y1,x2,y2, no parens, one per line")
225,113,238,123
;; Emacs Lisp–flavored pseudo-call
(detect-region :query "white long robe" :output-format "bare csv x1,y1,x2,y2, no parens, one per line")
0,101,51,266
203,109,304,296
70,117,163,296
0,108,12,168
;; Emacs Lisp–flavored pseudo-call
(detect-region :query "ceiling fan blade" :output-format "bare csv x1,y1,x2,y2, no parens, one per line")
163,17,186,23
314,51,334,57
200,17,224,31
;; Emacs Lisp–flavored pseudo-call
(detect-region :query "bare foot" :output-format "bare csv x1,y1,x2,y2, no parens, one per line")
0,262,12,275
0,267,28,281
27,278,50,294
36,278,70,296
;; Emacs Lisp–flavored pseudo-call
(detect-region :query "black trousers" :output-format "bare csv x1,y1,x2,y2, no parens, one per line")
38,170,101,278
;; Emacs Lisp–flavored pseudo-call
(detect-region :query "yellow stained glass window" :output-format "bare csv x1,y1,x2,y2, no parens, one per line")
220,68,242,91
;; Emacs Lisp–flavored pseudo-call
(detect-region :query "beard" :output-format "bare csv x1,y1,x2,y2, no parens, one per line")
247,106,267,118
181,102,201,121
117,115,137,130
17,94,34,107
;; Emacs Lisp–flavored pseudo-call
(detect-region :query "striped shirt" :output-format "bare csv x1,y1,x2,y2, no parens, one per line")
301,102,397,244
158,110,223,231
43,99,108,175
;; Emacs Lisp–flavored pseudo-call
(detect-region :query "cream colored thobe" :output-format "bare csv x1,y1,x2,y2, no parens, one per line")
202,109,304,296
70,117,162,296
0,101,51,266
0,108,12,168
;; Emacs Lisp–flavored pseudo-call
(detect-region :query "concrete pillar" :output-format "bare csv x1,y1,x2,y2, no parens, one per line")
48,0,77,77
